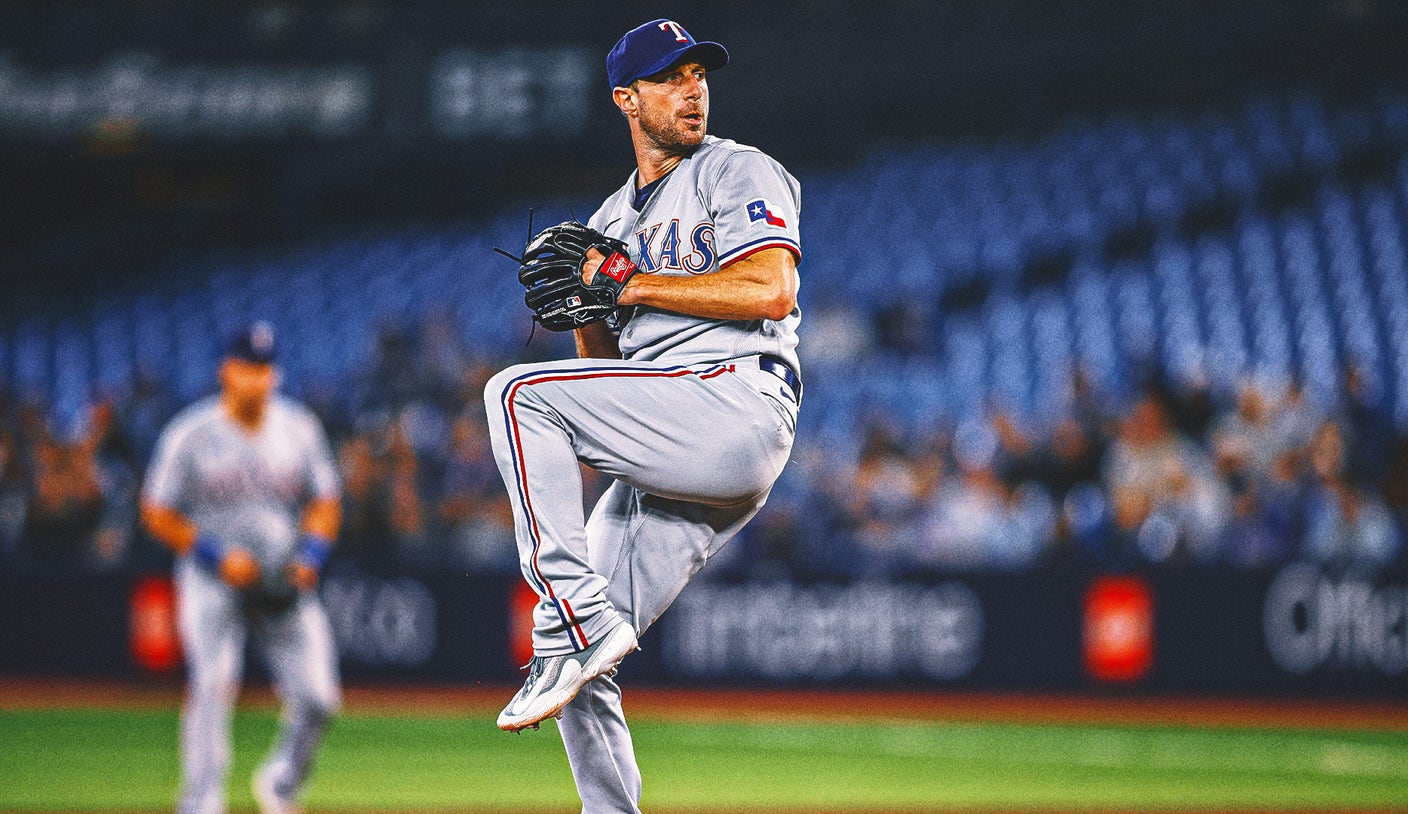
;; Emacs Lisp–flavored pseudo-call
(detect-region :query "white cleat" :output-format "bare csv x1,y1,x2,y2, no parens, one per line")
252,768,303,814
497,620,639,732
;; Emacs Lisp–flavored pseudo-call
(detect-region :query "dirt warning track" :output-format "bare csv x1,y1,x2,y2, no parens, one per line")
4,677,1407,731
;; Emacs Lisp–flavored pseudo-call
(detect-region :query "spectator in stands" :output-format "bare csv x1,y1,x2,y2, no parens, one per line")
845,421,927,573
335,434,399,573
23,418,103,567
1342,364,1394,489
1218,470,1286,569
1070,366,1118,442
986,410,1059,568
120,368,176,462
1212,382,1279,479
772,443,859,578
917,417,1055,570
1300,417,1401,567
1157,366,1217,442
439,413,515,572
457,360,499,416
86,400,139,569
302,374,356,445
1307,418,1347,485
1260,443,1311,549
395,399,449,492
800,300,870,370
363,324,421,410
418,308,472,412
990,409,1042,484
1035,416,1107,560
383,419,430,564
1209,378,1324,568
1102,389,1229,565
1302,474,1401,568
919,462,1001,570
0,425,26,562
1381,436,1408,540
1271,378,1320,454
725,501,807,580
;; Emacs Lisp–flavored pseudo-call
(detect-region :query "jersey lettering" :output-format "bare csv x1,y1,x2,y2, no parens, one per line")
659,220,682,269
634,224,661,273
636,221,716,274
659,21,689,42
683,224,716,274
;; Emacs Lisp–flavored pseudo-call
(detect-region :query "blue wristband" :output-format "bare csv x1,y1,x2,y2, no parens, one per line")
192,536,223,569
296,534,332,572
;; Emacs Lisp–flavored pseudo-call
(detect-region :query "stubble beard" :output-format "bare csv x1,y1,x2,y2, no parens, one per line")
640,105,707,155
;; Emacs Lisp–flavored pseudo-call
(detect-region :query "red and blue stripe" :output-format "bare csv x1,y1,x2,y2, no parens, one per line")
499,362,733,651
717,234,802,267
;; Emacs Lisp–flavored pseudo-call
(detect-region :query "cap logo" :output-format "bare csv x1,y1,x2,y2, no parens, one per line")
607,19,727,90
658,21,689,42
250,321,275,354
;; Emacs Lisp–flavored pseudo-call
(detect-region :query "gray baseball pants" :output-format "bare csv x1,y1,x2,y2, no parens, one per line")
485,356,797,813
175,564,341,814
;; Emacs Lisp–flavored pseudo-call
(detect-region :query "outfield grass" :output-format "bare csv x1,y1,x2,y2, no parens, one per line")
2,705,1407,811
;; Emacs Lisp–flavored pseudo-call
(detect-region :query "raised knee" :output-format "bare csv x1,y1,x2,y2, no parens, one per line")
484,363,539,416
484,366,512,406
484,369,512,417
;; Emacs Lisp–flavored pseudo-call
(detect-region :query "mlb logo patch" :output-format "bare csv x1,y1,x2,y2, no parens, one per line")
746,199,787,228
566,295,582,307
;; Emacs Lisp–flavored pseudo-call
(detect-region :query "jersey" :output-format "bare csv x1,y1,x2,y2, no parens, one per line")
143,395,340,583
587,135,802,373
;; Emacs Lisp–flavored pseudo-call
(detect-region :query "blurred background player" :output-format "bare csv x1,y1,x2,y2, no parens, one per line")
140,322,342,814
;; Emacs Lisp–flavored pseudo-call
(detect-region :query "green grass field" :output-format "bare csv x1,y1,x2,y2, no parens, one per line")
4,701,1408,813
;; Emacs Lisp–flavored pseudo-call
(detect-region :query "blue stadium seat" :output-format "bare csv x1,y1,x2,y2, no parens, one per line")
15,83,1408,435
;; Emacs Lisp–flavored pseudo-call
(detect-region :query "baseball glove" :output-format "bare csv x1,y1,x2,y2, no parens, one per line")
516,221,638,332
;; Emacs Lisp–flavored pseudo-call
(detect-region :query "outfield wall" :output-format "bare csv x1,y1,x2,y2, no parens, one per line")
1,563,1404,698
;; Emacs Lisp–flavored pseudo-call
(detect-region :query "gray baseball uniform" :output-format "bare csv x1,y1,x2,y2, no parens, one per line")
144,394,341,814
485,134,801,813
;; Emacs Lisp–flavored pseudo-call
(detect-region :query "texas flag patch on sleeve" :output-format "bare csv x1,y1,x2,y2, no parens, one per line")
746,199,787,228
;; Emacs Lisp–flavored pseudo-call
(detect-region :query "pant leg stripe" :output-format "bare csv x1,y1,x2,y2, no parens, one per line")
500,362,727,652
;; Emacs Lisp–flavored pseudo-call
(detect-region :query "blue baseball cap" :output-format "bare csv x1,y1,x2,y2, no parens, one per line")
225,320,277,365
607,19,728,89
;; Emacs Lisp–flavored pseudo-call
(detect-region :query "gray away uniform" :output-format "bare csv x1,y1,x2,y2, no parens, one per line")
485,135,801,813
144,395,341,814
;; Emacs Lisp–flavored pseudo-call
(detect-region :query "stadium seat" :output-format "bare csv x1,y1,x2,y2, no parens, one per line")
12,84,1408,443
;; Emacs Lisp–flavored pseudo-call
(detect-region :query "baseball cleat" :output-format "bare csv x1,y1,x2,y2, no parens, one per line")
497,620,638,732
252,768,302,814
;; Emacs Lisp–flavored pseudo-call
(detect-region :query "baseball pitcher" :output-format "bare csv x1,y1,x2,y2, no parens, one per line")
488,18,802,813
141,322,342,814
